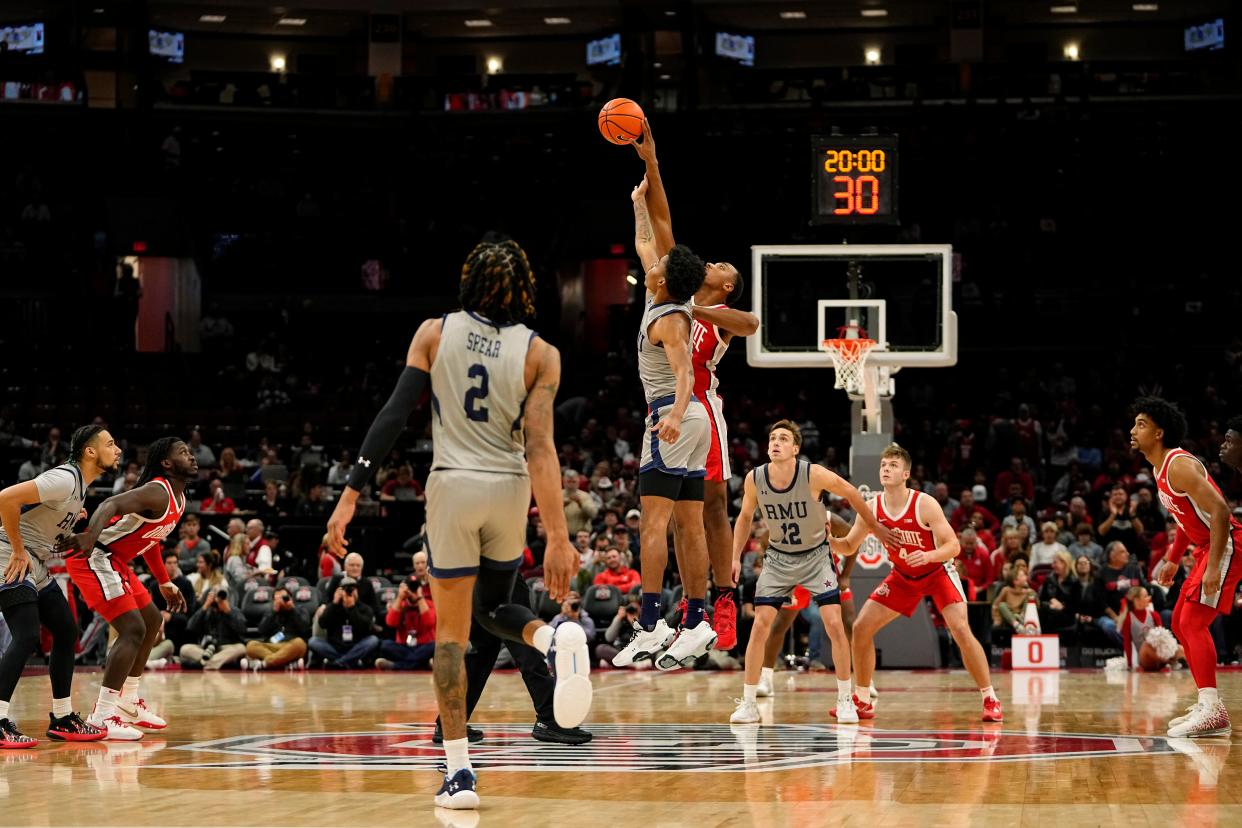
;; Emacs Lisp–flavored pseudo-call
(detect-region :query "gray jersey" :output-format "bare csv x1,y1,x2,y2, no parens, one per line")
637,297,693,403
0,463,85,560
754,460,827,553
430,310,534,476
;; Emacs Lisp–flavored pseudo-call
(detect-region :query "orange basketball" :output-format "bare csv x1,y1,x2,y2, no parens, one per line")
598,98,645,145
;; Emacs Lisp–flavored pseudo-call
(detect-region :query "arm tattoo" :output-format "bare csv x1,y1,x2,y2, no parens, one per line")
634,199,654,244
433,641,469,738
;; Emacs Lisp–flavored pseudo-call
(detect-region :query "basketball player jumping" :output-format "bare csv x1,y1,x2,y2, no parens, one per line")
0,426,113,748
630,119,757,651
611,177,718,670
326,237,591,810
729,421,894,724
57,437,194,740
834,444,1002,723
1141,398,1240,737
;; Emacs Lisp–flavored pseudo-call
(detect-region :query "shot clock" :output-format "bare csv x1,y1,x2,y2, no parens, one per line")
811,135,899,225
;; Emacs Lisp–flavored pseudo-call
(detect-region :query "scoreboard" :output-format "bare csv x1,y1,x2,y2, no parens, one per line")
811,135,899,225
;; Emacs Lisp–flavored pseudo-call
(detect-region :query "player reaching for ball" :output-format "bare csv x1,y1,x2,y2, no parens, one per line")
628,117,757,652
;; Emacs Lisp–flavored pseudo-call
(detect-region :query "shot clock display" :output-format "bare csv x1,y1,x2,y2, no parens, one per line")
811,135,899,225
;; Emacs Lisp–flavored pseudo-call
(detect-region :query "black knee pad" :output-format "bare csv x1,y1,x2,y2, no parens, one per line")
473,566,520,614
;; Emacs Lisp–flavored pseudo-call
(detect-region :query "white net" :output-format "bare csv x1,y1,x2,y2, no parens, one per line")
822,337,876,393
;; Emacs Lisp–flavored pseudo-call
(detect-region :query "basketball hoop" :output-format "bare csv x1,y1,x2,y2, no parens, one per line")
821,327,876,393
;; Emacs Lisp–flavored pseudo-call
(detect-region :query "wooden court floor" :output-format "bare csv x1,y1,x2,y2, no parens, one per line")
0,667,1237,827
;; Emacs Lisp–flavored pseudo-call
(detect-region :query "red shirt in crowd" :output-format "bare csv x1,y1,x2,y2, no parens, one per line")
995,470,1035,502
594,566,641,593
319,549,340,579
950,504,1000,532
959,540,993,591
386,595,436,645
200,494,236,514
382,478,425,499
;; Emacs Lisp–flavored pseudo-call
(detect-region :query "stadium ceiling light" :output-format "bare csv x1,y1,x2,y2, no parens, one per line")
626,274,638,285
864,46,881,64
464,19,494,27
860,9,889,18
779,11,807,19
1063,41,1080,60
199,14,227,23
1132,3,1158,10
486,56,503,74
270,54,287,72
544,17,571,25
1050,5,1077,13
277,17,307,26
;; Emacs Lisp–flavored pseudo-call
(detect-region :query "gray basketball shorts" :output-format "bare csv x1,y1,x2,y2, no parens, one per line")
0,541,53,601
754,543,840,608
639,394,710,478
424,469,532,579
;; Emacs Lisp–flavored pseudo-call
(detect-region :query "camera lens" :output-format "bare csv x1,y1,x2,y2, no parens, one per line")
570,601,580,612
216,589,229,600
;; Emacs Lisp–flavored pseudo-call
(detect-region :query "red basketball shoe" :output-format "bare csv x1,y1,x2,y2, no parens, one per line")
712,592,737,650
830,695,875,720
982,696,1004,723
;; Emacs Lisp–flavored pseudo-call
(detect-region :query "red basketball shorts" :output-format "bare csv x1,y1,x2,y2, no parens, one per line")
67,550,151,622
867,564,967,618
702,392,731,484
1183,526,1242,616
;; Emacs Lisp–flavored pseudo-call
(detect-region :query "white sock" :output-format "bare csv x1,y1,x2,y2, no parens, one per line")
1199,687,1220,706
743,683,758,703
122,677,141,706
531,625,554,655
857,684,873,701
443,737,471,775
837,679,853,702
51,697,72,718
94,686,122,721
0,700,9,720
980,686,997,702
760,666,774,684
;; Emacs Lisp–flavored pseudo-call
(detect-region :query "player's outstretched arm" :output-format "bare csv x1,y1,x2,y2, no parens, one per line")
630,119,674,256
690,304,759,339
811,465,898,552
524,339,575,601
55,483,167,558
327,318,439,557
732,473,759,571
632,177,660,273
1169,455,1231,596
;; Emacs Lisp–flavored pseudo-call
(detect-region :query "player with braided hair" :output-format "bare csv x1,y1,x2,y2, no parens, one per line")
327,233,591,810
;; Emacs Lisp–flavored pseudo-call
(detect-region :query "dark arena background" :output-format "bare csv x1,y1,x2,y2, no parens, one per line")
1,1,1241,825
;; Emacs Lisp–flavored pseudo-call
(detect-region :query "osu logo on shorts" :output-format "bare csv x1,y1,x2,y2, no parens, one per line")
875,582,890,597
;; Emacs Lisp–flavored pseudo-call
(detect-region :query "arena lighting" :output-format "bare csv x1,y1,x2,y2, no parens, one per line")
464,19,493,27
626,274,638,285
270,54,286,72
486,56,503,74
1050,5,1077,13
860,9,889,18
1063,41,1080,60
199,14,227,23
864,46,881,65
659,73,672,80
543,17,571,25
277,17,306,26
779,11,807,19
1132,3,1158,9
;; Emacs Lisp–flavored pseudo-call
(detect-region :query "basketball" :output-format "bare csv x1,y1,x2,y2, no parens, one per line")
598,98,645,145
1138,642,1166,672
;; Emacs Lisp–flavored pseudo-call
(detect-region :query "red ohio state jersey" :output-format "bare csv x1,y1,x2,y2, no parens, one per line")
1154,448,1242,549
690,304,729,397
873,489,939,578
97,477,186,564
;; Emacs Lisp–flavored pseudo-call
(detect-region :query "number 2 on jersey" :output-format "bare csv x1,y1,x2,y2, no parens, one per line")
780,522,801,546
464,363,490,422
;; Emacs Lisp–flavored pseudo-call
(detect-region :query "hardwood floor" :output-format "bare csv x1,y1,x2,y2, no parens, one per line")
0,667,1236,826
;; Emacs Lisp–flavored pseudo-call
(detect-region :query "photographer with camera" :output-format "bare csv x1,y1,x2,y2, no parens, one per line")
308,576,379,669
375,576,435,670
180,588,247,670
598,599,641,666
550,591,596,662
242,587,309,671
